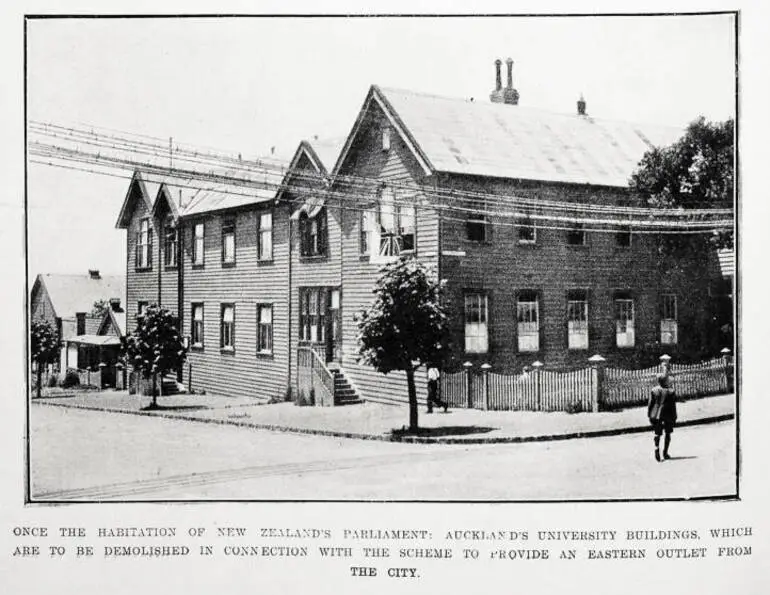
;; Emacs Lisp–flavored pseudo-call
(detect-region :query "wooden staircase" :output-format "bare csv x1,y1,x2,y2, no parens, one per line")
330,367,363,406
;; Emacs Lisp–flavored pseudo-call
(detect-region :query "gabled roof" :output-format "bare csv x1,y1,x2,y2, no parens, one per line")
98,308,127,337
334,85,684,188
115,170,161,228
33,273,126,320
152,183,181,222
275,137,346,201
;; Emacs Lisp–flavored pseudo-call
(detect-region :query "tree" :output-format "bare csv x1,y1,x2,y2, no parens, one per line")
356,256,451,432
31,319,59,398
91,299,110,317
122,304,187,409
629,116,734,250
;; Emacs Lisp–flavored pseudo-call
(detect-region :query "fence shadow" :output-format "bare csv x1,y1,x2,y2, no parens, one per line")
391,425,497,438
140,404,209,412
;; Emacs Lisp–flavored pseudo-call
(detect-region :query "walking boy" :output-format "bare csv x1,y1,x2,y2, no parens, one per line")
648,373,677,461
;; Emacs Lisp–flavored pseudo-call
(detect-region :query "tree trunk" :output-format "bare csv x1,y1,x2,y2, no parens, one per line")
152,373,158,408
405,366,418,432
36,364,42,399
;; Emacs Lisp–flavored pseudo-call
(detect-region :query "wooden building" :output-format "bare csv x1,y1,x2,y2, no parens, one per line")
117,72,727,406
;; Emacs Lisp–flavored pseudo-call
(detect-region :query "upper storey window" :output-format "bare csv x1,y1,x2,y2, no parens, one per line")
300,209,327,257
135,218,152,270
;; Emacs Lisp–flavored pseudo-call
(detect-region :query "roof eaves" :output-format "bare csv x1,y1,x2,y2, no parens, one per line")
330,85,435,184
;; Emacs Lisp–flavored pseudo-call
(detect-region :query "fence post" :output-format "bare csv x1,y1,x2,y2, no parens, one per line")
98,362,106,389
588,354,606,413
532,361,544,411
463,361,473,409
480,363,491,410
721,347,733,393
187,362,192,394
116,362,124,390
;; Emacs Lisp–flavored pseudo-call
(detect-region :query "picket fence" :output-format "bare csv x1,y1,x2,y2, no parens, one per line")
440,353,733,413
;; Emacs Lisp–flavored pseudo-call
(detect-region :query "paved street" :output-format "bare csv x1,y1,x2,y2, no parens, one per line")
30,405,736,501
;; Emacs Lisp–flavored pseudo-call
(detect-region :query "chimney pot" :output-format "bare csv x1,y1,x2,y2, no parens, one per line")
88,269,100,279
109,298,122,312
505,57,514,89
494,59,502,91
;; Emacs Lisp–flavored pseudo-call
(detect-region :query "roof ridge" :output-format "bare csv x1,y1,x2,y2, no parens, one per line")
377,85,684,132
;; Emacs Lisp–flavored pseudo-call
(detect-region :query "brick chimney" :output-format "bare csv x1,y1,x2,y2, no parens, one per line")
489,59,504,103
502,58,520,105
76,312,86,335
577,94,587,116
88,269,100,279
109,298,123,312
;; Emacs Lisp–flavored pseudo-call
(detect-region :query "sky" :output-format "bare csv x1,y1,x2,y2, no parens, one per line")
25,14,737,277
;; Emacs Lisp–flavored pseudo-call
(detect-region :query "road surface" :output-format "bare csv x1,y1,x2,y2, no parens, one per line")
29,405,736,501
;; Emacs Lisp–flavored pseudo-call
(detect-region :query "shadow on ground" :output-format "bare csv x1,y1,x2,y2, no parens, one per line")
140,405,209,412
390,425,497,438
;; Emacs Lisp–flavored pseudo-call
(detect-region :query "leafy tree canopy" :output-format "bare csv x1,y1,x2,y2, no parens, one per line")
357,256,451,432
357,257,451,375
629,116,734,249
31,319,59,365
122,305,187,381
91,299,110,317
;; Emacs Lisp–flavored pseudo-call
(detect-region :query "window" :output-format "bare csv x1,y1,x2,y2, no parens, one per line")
567,290,588,350
615,297,635,348
300,210,327,256
135,218,152,269
191,303,204,347
164,220,178,268
257,304,273,354
222,218,236,265
192,222,205,266
518,216,536,244
616,227,631,248
258,211,273,261
382,127,391,151
660,294,678,345
360,210,373,254
464,293,488,354
517,292,539,352
137,301,148,320
220,304,235,350
299,288,326,343
373,188,415,258
566,224,585,246
466,212,488,242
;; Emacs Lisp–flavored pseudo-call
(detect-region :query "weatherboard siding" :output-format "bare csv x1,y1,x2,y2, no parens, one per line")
336,106,439,406
180,205,291,401
125,197,159,325
285,152,344,391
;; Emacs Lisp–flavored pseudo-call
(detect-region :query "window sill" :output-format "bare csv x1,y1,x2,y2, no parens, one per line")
190,344,204,352
191,263,205,270
517,241,539,248
463,239,492,246
135,267,153,272
359,254,371,262
221,261,236,268
220,347,235,355
255,351,274,359
566,244,589,250
257,258,274,265
164,265,178,271
299,254,329,262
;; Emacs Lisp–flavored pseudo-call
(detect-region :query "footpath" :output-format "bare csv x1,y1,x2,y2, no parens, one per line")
33,389,735,444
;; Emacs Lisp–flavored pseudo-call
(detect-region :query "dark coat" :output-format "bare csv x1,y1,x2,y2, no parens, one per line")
648,386,677,423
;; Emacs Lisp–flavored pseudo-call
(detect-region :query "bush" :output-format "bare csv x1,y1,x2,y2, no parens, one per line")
565,400,584,414
47,373,59,387
61,369,80,389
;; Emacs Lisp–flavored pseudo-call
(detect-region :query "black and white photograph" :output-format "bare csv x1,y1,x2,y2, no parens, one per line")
22,12,739,503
